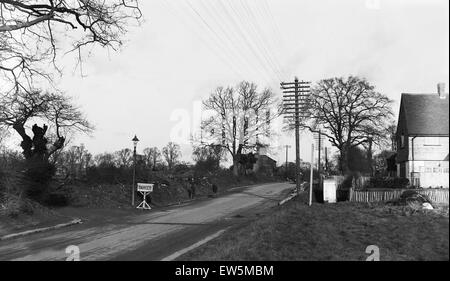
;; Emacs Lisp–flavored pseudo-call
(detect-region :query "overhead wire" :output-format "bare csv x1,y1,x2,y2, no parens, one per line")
195,0,273,85
224,0,281,86
159,0,246,80
238,0,284,81
260,0,289,80
250,0,287,80
160,0,288,87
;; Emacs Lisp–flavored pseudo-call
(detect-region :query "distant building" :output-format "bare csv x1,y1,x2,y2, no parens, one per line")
395,83,449,188
253,146,277,176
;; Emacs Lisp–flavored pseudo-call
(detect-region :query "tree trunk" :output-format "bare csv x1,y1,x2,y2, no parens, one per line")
367,139,373,176
13,123,57,201
232,156,240,176
339,147,350,175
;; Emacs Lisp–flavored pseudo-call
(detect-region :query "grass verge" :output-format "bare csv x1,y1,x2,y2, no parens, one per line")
179,193,449,261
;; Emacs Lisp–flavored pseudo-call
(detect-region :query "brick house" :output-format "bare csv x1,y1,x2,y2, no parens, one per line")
396,84,449,188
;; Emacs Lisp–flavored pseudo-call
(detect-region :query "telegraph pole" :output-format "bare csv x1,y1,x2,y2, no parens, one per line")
285,145,291,180
317,130,322,172
309,143,314,206
281,78,311,193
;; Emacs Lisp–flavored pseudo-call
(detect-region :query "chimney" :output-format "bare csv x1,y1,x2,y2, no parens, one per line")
437,82,446,99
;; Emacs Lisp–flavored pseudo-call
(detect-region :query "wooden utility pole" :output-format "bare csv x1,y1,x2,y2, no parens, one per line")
285,145,291,180
281,78,311,193
318,130,321,173
309,143,314,206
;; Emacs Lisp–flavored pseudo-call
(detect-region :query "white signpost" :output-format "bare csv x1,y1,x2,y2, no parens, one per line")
136,183,154,210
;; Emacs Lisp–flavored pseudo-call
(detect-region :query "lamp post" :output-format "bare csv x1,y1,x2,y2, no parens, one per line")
132,135,139,206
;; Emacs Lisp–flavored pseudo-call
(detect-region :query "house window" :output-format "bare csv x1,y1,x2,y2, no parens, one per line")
424,137,440,146
433,167,441,173
444,168,449,173
425,167,432,173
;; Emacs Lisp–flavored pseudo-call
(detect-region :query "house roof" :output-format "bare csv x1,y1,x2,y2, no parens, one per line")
257,154,277,164
400,93,449,135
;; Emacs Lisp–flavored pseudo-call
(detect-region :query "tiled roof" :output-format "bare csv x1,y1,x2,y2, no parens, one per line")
400,93,449,135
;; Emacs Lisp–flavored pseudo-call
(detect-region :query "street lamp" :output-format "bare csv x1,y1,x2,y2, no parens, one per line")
132,135,139,206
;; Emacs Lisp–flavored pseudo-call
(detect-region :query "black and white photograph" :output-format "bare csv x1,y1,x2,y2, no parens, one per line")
0,0,448,269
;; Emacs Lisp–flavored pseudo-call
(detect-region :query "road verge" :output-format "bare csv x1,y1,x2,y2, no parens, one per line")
0,218,82,241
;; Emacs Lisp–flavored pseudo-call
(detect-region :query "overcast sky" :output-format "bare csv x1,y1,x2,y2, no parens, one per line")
48,0,449,164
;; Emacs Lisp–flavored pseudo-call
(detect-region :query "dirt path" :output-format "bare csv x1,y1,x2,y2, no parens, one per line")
0,182,293,261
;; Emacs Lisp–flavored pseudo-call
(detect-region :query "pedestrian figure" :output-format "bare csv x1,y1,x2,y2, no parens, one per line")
186,176,195,199
185,178,193,199
190,177,196,199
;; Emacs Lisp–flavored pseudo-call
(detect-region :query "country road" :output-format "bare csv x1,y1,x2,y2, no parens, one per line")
0,182,294,261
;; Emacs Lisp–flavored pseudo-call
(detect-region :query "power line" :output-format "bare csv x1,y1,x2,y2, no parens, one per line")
235,0,283,83
261,0,288,80
215,0,277,85
256,0,288,80
159,0,245,79
225,0,280,86
196,0,273,85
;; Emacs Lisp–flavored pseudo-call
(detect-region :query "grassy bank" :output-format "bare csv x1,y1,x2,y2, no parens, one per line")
67,171,278,209
0,171,279,235
179,193,449,261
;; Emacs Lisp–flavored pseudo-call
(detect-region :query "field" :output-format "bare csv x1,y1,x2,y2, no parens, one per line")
179,193,449,261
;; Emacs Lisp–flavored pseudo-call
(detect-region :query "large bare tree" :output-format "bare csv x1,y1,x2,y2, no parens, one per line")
304,76,393,174
114,148,132,168
201,81,279,176
143,146,161,170
0,0,142,93
0,90,92,199
0,90,93,160
162,142,181,170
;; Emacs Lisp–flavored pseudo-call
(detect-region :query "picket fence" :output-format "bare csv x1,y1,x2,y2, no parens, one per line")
349,188,449,204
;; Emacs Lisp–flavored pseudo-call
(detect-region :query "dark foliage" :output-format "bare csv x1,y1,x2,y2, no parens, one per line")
367,177,410,189
23,160,55,202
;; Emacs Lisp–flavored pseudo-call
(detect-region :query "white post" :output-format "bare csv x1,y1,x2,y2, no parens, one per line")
309,144,314,206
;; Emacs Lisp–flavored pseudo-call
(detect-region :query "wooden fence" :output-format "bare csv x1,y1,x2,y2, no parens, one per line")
349,188,449,204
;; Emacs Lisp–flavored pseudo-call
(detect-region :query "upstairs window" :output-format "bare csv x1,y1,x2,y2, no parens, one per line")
424,137,440,146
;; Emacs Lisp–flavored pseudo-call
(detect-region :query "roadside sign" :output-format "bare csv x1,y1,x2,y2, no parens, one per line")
137,183,153,210
137,183,154,192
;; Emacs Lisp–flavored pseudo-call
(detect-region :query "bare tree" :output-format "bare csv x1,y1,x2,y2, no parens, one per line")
304,76,393,174
0,0,142,93
0,90,92,199
94,152,116,168
143,147,161,170
192,144,223,172
201,81,279,176
0,90,93,161
114,148,132,168
55,144,92,179
162,142,181,170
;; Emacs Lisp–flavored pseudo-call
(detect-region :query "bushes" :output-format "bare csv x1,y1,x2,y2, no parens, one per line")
23,161,56,202
86,165,133,184
0,193,35,218
366,177,410,189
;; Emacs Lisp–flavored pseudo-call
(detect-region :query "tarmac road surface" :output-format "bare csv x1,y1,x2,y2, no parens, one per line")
0,182,293,261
